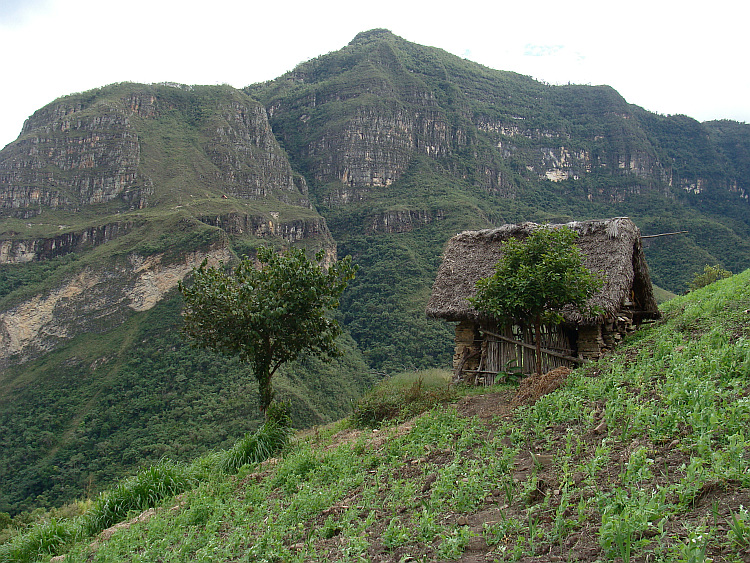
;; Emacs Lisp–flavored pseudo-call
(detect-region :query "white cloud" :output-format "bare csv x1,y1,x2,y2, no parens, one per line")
523,45,565,58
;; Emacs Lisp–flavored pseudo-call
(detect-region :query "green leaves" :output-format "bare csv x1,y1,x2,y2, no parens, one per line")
470,225,603,376
179,246,357,412
470,226,602,325
688,264,732,291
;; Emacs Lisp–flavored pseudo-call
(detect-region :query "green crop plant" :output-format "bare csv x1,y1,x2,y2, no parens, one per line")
727,506,750,548
436,525,473,559
673,525,711,563
598,486,671,561
381,517,411,549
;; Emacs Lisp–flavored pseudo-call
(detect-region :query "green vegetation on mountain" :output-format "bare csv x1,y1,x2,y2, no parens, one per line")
2,269,749,562
0,81,360,513
0,289,375,516
246,28,750,370
2,29,750,520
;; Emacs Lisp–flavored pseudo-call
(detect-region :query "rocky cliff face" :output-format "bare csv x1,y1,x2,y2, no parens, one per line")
0,221,134,264
197,212,330,244
366,208,447,234
0,243,233,367
0,83,337,366
251,31,748,211
476,115,663,181
270,93,468,206
0,103,146,217
207,99,311,206
0,83,313,219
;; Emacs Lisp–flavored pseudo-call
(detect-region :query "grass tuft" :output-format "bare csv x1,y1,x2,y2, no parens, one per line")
350,369,456,428
217,417,291,474
81,459,196,537
0,518,81,563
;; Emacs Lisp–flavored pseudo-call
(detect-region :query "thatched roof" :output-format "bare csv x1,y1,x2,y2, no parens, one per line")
426,217,660,326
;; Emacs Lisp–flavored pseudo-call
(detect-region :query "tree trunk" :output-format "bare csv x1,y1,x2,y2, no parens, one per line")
534,314,543,378
257,338,275,416
258,364,273,415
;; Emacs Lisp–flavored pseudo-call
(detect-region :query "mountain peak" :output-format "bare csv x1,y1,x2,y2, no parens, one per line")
348,28,398,46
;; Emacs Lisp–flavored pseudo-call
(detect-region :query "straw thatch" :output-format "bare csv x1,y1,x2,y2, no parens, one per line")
426,217,660,326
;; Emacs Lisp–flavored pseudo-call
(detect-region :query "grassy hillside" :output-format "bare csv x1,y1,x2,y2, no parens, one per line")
0,291,376,516
3,269,748,562
3,30,750,533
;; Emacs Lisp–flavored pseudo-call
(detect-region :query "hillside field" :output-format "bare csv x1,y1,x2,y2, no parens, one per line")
2,269,749,562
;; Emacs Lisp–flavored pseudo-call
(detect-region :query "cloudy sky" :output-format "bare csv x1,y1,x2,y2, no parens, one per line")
0,0,747,150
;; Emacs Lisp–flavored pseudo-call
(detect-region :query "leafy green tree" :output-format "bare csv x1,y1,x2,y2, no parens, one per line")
469,226,602,377
178,246,357,414
688,264,732,291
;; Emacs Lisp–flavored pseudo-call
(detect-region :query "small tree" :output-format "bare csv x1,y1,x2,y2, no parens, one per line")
688,264,732,291
469,225,602,377
178,246,357,414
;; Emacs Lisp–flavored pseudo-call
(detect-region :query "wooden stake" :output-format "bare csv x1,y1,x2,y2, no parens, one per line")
641,231,688,239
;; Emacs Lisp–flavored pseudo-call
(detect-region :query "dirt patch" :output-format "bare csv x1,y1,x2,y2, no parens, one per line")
513,366,572,406
454,389,516,419
454,366,571,417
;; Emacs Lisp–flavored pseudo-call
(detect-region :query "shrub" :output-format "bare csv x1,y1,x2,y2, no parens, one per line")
689,264,732,291
81,459,196,536
351,370,455,428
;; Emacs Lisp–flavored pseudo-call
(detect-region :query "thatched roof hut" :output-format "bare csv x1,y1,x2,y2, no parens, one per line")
426,217,660,380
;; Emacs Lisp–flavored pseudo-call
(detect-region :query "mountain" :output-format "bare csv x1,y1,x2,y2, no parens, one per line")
246,28,750,368
0,82,334,366
2,29,750,514
3,269,750,562
0,83,373,514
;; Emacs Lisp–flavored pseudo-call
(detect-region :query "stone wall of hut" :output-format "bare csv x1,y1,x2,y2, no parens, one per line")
452,320,481,378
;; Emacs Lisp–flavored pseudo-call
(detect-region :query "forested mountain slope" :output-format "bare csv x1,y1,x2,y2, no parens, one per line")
1,29,749,515
247,28,750,370
0,83,371,514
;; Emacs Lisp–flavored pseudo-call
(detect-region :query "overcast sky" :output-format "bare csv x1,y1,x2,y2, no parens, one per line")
1,0,747,150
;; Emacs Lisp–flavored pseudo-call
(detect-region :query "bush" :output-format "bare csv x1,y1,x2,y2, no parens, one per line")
351,370,455,428
689,264,732,291
81,460,196,536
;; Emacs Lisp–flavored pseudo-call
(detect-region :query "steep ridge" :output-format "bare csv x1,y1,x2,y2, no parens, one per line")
0,83,311,216
249,29,750,212
2,30,750,515
0,83,354,513
0,82,335,365
248,30,750,276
